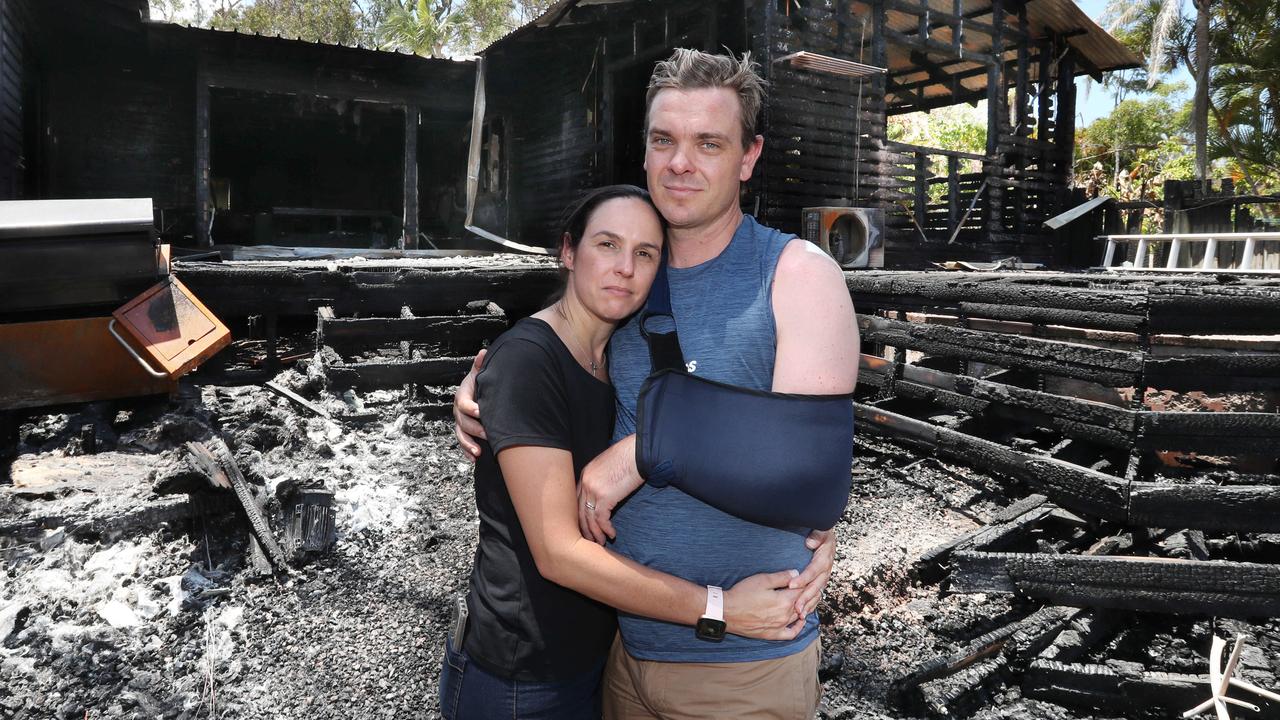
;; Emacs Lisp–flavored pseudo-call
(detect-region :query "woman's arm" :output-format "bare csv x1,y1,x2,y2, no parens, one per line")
499,444,805,640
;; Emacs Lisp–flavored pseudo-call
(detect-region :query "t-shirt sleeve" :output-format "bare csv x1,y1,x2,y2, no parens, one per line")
476,337,571,454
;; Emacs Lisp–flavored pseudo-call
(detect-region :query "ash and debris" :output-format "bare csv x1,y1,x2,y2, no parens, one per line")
1,369,1275,719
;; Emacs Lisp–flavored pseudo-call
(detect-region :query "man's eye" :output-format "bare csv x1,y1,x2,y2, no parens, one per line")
702,142,720,150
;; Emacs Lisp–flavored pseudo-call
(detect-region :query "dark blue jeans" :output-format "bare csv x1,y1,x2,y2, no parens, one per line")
438,638,603,720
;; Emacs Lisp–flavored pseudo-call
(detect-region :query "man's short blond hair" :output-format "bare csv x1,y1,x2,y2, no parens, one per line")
645,49,767,150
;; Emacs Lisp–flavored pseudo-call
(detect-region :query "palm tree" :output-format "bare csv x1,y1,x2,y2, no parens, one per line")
1207,0,1280,188
378,0,466,57
376,0,515,57
1142,0,1211,184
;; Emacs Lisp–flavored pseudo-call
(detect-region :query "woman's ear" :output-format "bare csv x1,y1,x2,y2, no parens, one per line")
560,232,575,271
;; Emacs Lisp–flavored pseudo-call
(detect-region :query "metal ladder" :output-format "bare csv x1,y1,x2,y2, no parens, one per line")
1097,232,1280,272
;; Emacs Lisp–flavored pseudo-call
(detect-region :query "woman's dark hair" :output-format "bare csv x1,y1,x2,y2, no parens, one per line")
544,184,663,306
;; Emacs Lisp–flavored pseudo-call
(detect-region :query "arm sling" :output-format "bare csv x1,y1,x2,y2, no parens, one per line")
633,254,855,531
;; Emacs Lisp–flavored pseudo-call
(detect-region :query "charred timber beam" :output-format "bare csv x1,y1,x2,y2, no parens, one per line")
854,402,1131,522
956,301,1144,332
1149,285,1280,333
174,263,559,320
843,271,1150,316
325,357,474,390
1136,411,1280,454
1127,482,1280,533
884,0,1026,42
316,314,507,355
859,314,1142,387
883,27,997,65
953,552,1280,618
1144,353,1280,392
914,494,1051,583
888,89,987,115
1024,660,1212,715
892,367,1133,449
894,604,1075,708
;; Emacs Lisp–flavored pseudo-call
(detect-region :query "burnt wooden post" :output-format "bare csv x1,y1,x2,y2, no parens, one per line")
1012,3,1029,234
871,0,888,210
195,58,212,248
402,105,419,250
984,0,1005,235
915,152,929,234
1056,49,1076,198
948,155,960,232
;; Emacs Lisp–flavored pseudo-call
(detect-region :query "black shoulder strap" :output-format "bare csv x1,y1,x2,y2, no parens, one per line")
639,252,686,373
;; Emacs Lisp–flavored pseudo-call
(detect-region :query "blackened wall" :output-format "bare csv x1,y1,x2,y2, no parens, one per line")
0,0,32,199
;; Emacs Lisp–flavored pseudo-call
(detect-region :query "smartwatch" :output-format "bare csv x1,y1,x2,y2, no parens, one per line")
695,585,727,642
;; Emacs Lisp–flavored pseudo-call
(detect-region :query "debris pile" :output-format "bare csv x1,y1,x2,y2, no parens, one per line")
3,264,1279,719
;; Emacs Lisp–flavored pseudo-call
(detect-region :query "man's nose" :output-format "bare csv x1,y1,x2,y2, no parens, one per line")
668,144,692,173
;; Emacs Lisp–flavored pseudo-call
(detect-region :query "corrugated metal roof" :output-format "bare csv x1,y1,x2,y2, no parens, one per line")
142,19,472,64
885,0,1141,105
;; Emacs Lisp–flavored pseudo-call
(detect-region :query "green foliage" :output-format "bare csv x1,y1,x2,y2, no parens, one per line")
887,104,986,155
1207,0,1280,190
376,0,517,56
152,0,531,56
888,104,987,204
209,0,362,45
1076,87,1191,174
1099,0,1280,192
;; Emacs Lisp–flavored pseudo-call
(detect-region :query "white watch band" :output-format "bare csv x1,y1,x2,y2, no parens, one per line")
703,585,724,621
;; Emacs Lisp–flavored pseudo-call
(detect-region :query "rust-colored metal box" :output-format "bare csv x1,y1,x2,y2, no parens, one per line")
0,317,178,410
110,277,232,378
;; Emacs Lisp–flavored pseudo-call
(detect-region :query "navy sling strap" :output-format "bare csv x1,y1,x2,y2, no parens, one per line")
633,254,855,531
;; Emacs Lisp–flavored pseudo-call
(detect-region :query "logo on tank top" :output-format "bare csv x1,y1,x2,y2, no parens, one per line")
686,360,698,373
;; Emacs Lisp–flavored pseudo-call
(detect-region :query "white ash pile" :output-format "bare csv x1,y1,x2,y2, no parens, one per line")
7,363,1254,720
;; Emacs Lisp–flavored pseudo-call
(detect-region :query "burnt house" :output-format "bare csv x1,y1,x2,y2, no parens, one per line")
482,0,1140,265
0,0,476,250
0,0,1138,266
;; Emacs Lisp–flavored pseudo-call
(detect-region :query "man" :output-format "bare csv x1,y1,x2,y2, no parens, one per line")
455,49,859,719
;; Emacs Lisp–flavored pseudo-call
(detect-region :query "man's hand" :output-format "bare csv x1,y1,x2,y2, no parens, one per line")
577,434,644,545
452,350,487,460
790,529,835,617
724,570,804,641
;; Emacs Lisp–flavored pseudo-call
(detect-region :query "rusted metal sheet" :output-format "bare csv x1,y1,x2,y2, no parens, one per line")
0,316,176,410
110,277,232,378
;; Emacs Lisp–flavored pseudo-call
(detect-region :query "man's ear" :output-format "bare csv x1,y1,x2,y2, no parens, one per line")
739,135,765,182
561,232,576,270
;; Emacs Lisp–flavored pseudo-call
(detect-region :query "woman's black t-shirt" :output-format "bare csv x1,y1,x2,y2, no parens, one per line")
463,317,618,682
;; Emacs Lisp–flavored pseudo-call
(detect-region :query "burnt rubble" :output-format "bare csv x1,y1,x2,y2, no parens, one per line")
2,263,1279,719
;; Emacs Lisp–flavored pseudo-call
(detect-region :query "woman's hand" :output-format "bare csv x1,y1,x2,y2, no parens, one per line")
790,529,836,617
452,350,487,460
577,435,645,544
723,570,805,641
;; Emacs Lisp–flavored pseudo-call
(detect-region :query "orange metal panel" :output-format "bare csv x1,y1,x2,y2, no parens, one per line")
111,277,232,378
0,317,177,411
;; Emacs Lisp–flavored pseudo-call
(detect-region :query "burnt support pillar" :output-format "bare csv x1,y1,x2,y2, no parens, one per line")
195,59,212,248
1055,49,1077,191
402,105,419,250
984,0,1006,235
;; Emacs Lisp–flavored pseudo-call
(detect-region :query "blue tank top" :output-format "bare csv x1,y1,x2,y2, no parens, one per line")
608,214,819,662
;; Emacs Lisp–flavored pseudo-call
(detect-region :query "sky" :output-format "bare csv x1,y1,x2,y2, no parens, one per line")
1075,0,1194,127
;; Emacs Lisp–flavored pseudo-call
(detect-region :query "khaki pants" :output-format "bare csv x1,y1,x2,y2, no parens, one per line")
603,634,822,720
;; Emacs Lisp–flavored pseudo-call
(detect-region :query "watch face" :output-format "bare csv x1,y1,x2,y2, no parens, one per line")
696,617,727,642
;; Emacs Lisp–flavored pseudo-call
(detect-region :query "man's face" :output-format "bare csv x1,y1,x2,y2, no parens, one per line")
644,87,763,232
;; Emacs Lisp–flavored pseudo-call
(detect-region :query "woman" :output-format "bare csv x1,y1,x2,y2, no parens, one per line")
438,186,807,719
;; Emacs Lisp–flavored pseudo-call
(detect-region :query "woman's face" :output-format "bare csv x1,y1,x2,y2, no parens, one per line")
563,197,664,322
